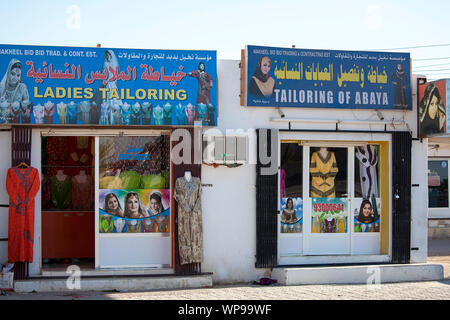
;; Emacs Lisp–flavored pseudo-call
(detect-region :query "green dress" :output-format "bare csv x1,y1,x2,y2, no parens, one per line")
50,175,71,209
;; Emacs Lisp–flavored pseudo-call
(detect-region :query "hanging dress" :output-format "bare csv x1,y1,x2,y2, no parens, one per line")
6,166,40,262
50,175,72,209
71,175,94,210
355,145,379,198
310,151,338,198
173,176,203,265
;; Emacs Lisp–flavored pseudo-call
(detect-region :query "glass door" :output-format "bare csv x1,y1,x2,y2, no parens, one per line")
279,141,303,256
304,146,351,255
351,144,381,255
279,141,383,258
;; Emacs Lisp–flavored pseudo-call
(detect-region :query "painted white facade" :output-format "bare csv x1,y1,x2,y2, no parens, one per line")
0,59,429,284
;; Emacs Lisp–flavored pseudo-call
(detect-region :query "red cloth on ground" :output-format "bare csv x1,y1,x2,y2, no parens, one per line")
6,167,40,263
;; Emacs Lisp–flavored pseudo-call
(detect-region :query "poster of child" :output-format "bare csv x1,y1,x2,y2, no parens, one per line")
280,197,303,233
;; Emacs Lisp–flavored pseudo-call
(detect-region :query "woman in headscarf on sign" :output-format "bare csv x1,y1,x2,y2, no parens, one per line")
0,59,30,123
419,82,445,136
91,50,122,113
248,56,275,98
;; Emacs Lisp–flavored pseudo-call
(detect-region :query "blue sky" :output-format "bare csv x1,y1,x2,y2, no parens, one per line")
1,0,450,80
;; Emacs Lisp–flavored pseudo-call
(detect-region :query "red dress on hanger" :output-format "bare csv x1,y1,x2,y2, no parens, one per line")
6,166,40,262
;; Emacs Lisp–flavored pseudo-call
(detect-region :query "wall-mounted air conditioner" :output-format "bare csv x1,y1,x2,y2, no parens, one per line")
203,133,249,165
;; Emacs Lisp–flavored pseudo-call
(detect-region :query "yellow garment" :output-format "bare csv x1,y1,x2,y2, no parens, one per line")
310,151,338,198
312,216,321,233
99,176,123,189
337,217,346,233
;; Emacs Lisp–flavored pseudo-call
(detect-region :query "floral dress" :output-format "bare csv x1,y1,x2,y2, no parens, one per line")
173,176,202,265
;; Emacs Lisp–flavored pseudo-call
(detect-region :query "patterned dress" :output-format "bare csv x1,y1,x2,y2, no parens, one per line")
310,151,338,198
71,175,94,210
173,176,202,265
6,167,40,262
50,175,72,209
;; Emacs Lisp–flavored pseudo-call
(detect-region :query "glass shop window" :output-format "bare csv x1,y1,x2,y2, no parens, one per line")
280,142,303,233
354,145,380,199
41,136,95,211
98,135,171,233
309,147,348,198
428,160,449,208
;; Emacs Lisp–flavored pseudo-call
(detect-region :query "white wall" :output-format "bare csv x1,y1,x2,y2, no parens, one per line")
200,60,428,282
30,130,42,275
411,139,429,263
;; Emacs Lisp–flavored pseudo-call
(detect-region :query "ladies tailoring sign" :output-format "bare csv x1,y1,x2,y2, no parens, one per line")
0,44,217,126
244,45,411,110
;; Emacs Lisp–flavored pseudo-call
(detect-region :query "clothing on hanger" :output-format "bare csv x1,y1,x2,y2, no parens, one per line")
6,166,40,262
174,175,203,265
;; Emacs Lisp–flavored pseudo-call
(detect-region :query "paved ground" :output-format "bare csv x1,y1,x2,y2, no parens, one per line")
1,239,449,301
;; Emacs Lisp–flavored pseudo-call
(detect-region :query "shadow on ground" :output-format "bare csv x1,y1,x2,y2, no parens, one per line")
428,238,450,280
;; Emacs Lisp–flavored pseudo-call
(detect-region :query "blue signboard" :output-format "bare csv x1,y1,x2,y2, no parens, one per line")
0,44,217,125
246,45,411,110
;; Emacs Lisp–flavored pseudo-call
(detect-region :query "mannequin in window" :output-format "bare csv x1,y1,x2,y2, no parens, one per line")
50,170,71,209
310,147,338,198
72,170,94,210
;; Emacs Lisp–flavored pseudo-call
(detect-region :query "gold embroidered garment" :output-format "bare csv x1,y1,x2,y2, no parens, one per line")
251,76,275,96
310,151,338,198
173,176,202,265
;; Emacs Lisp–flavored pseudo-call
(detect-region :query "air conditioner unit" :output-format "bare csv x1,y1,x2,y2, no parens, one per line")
203,134,248,165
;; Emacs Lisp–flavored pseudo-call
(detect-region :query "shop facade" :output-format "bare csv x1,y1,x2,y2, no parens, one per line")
0,44,215,280
0,43,434,286
198,48,428,283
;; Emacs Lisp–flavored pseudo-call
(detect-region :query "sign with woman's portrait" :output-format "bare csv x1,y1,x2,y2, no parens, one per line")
418,80,448,137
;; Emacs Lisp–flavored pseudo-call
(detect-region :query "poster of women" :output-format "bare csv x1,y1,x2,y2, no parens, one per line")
353,197,381,233
99,189,170,233
311,198,348,233
280,197,303,233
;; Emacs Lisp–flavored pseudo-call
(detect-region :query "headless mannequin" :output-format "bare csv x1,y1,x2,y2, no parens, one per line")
75,170,87,183
184,171,191,182
319,147,329,159
56,169,67,181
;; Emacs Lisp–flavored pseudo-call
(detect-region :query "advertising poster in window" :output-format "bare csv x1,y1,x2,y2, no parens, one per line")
0,44,217,126
280,197,303,233
99,136,170,233
311,198,348,233
99,189,170,233
353,197,381,233
418,79,448,137
245,45,411,110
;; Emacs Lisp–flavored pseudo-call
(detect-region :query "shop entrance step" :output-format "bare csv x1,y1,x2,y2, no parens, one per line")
14,274,213,293
272,263,444,285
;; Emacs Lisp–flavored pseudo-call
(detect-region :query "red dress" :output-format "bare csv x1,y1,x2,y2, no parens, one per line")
6,167,40,262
